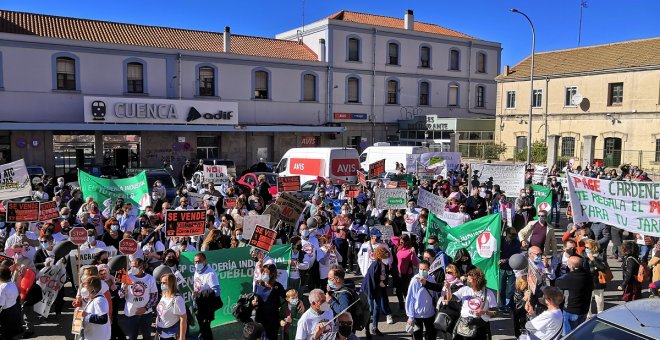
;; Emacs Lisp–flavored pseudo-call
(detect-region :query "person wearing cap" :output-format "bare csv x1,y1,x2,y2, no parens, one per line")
357,228,390,277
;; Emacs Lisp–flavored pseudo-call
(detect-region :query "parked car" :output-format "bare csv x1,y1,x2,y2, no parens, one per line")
26,166,46,185
144,169,177,201
293,179,348,201
62,165,123,183
563,299,660,340
202,159,237,177
237,172,278,197
240,161,278,176
365,171,407,186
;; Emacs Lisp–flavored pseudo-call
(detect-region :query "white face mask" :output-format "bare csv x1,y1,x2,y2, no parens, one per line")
319,301,330,312
129,267,140,276
80,287,90,299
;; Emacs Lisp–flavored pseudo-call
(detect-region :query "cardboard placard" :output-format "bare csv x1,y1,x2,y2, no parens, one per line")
242,214,271,240
114,268,133,285
368,159,386,179
273,193,305,225
347,185,361,198
0,159,32,201
417,189,447,216
248,224,277,252
71,309,83,335
277,176,301,192
223,197,238,209
187,192,219,208
373,225,394,242
358,171,367,187
6,201,39,222
38,201,60,221
203,165,229,185
165,209,206,237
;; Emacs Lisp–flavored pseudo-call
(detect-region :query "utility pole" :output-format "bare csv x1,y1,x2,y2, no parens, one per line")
578,0,588,47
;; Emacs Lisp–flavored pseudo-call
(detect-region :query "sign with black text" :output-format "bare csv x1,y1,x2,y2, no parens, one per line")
277,176,301,192
0,159,31,200
6,201,39,222
38,201,60,221
165,210,206,236
369,159,386,179
248,224,277,252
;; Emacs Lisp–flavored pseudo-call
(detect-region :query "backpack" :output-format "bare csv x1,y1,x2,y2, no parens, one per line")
632,258,650,283
339,280,370,332
232,292,256,322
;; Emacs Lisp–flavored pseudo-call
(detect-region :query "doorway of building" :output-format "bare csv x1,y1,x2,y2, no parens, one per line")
53,134,95,177
103,135,141,170
603,137,622,167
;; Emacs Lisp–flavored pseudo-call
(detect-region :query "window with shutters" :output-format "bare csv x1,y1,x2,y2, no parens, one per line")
419,81,430,106
449,49,460,71
476,52,487,73
56,57,76,90
254,70,269,99
387,79,398,104
348,37,360,62
420,46,431,68
347,77,360,103
388,42,399,65
302,73,317,101
448,84,459,106
199,66,215,96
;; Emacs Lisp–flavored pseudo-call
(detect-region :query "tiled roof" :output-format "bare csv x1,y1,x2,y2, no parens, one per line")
328,10,473,39
497,37,660,80
0,10,318,61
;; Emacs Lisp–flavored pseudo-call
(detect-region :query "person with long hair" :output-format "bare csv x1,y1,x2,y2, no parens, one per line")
584,239,608,317
362,246,393,336
200,229,223,251
453,248,476,281
395,234,419,311
446,268,497,340
156,273,187,340
619,240,642,301
254,264,287,340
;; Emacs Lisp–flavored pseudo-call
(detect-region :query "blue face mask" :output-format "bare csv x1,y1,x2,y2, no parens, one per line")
534,255,542,263
0,222,5,229
111,224,119,231
161,283,168,292
236,235,243,241
195,263,205,272
261,274,270,282
328,280,338,290
41,242,49,249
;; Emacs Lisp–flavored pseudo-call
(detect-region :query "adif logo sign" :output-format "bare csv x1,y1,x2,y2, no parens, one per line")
476,231,497,259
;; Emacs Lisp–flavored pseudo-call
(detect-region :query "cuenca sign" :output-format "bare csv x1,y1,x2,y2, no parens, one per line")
84,96,239,125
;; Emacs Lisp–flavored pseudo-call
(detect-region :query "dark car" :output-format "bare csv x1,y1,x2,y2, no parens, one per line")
27,166,47,185
563,299,660,340
240,162,278,176
293,179,347,201
144,169,177,201
237,172,278,197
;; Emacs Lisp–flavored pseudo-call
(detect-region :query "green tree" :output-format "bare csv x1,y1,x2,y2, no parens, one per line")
515,140,547,163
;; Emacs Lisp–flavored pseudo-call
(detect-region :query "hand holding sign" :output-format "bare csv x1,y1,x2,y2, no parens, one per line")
248,225,277,252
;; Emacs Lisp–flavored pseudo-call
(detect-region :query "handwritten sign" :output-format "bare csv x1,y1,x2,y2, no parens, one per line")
418,189,447,216
223,197,238,209
373,225,394,242
277,176,301,192
165,210,206,236
358,171,367,187
33,261,67,318
532,166,549,185
242,214,271,240
347,185,361,198
248,224,277,252
369,159,386,178
273,193,305,225
203,165,228,185
38,201,60,221
6,201,39,222
374,188,408,210
470,163,526,195
0,159,32,200
567,172,660,237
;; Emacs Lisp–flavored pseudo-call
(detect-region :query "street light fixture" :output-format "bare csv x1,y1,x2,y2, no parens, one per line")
511,8,535,165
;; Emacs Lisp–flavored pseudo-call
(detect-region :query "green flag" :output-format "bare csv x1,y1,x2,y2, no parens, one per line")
179,245,292,337
427,213,502,291
530,184,553,222
78,170,150,210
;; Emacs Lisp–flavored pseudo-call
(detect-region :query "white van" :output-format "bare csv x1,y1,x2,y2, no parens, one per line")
276,148,360,184
359,144,428,171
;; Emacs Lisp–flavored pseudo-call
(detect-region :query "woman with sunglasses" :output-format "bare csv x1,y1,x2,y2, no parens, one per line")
436,264,464,340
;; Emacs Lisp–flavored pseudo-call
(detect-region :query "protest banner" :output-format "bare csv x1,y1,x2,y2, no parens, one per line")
277,176,301,192
567,173,660,237
223,197,238,209
417,189,447,215
406,152,462,173
357,171,367,187
0,159,31,200
385,181,398,188
67,246,118,288
79,170,150,210
347,185,361,198
248,224,277,252
33,260,67,317
242,214,271,240
368,159,386,178
273,192,305,225
530,184,553,222
374,188,407,210
178,245,292,337
373,225,394,242
437,211,468,228
6,201,39,222
532,166,549,185
426,213,502,291
165,210,206,237
556,177,571,202
38,201,60,221
204,165,229,185
469,163,526,196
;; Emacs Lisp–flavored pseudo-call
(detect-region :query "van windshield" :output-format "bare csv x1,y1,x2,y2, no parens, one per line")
275,158,287,173
359,153,367,163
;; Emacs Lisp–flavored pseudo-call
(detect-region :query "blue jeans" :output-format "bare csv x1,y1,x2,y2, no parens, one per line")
499,269,515,309
563,311,586,335
369,291,391,329
640,245,651,263
552,200,561,224
122,312,153,340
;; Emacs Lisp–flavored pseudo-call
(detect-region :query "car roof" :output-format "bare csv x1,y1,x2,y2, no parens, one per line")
597,299,660,338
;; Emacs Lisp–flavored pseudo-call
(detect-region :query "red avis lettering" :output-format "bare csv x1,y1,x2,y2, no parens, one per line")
572,177,601,192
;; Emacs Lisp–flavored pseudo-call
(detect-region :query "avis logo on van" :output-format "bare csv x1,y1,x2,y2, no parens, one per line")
293,163,305,170
332,159,359,176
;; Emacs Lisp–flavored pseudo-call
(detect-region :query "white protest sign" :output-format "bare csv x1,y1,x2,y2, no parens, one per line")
470,163,526,196
556,177,571,202
373,225,394,242
187,192,219,208
243,214,271,240
440,211,469,228
0,159,32,200
406,152,462,173
417,189,447,216
532,166,549,185
567,173,660,237
68,246,118,287
33,260,67,317
203,165,229,185
374,188,408,210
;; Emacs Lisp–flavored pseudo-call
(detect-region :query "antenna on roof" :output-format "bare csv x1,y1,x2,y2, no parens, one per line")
298,0,305,44
577,0,588,47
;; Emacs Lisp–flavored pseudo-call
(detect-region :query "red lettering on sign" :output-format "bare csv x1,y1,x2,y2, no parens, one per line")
574,177,601,192
650,201,660,214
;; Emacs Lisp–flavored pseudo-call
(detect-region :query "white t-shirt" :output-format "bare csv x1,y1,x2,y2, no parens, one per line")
453,286,497,321
193,266,221,296
124,273,157,317
80,240,107,251
295,308,334,340
142,241,165,264
82,294,111,340
156,295,187,328
529,308,563,340
0,281,19,309
404,211,420,233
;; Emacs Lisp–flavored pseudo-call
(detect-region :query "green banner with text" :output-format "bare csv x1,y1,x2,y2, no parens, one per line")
78,170,150,210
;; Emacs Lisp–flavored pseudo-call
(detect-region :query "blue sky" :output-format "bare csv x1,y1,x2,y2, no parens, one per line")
2,0,659,70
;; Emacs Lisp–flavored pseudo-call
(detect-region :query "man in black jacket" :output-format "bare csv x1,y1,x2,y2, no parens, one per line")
465,187,487,220
555,256,594,336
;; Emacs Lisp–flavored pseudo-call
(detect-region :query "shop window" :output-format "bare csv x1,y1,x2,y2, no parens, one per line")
53,134,95,176
102,135,141,169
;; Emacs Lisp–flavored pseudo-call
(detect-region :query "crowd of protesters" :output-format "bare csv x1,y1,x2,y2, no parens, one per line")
0,158,658,340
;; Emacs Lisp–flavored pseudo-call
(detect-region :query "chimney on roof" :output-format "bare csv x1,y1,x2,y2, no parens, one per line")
224,26,231,53
319,39,326,62
505,65,510,75
404,9,414,30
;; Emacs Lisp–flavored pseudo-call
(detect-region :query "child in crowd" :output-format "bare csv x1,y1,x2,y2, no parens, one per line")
280,289,302,339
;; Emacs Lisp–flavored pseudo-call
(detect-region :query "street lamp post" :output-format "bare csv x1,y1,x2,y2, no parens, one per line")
511,8,535,165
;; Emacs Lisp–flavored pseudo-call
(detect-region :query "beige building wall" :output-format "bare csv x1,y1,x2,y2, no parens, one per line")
495,68,660,172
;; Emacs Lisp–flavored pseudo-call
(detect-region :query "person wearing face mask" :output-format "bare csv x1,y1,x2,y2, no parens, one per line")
491,193,513,227
280,289,303,340
519,210,557,257
96,263,124,340
583,239,608,318
251,248,275,287
562,223,592,257
296,288,334,340
233,228,248,247
527,245,556,288
289,236,312,293
68,189,84,215
555,256,593,335
120,258,158,340
102,218,122,249
357,228,389,277
156,273,187,340
254,264,289,340
317,235,342,292
150,189,165,214
362,246,394,335
315,311,359,340
117,203,138,234
514,188,535,230
193,253,222,340
34,235,55,270
80,276,111,340
81,230,106,250
498,227,521,314
405,260,437,340
465,187,487,220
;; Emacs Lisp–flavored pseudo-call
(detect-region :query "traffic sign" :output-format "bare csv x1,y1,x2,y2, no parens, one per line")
119,238,139,255
69,227,88,246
